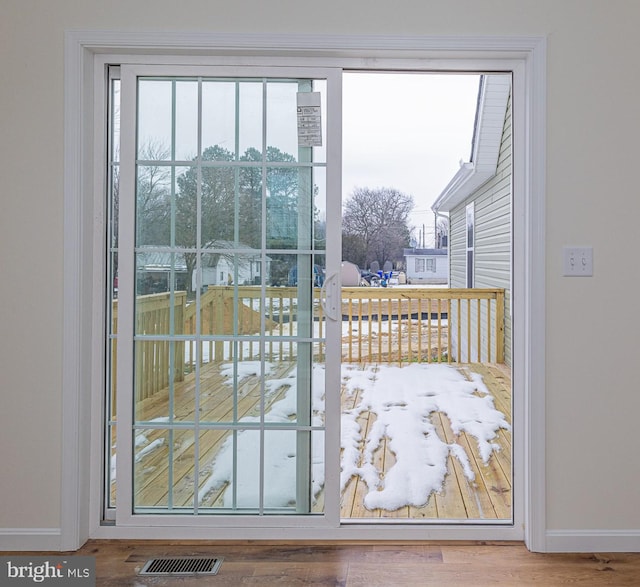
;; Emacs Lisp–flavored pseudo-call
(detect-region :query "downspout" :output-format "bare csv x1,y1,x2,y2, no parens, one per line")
433,209,449,249
432,207,450,286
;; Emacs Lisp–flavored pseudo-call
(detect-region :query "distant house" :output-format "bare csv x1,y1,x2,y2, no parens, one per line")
135,248,189,294
403,248,448,284
135,244,270,294
194,244,271,289
431,74,512,366
195,252,268,289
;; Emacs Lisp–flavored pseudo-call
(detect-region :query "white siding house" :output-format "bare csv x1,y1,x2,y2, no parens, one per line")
136,244,269,292
403,248,448,284
194,254,268,289
432,75,512,366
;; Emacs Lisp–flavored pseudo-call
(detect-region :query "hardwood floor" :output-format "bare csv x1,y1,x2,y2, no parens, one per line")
8,540,640,586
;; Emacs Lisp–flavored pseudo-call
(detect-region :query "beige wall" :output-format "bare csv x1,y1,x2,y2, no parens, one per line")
2,0,640,538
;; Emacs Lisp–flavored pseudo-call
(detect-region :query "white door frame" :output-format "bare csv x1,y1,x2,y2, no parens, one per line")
62,31,546,550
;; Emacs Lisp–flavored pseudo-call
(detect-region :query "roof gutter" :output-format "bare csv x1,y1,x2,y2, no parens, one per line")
431,161,493,214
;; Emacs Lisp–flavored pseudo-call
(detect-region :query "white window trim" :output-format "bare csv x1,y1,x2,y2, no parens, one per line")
466,202,475,288
62,31,546,550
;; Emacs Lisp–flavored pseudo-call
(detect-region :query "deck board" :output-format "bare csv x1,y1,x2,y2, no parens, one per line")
431,413,472,519
116,361,511,520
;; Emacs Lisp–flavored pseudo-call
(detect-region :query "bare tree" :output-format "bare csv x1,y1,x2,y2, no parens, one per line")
136,140,172,246
342,187,413,269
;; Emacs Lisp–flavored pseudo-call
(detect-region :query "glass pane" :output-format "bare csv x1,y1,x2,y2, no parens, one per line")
197,259,263,337
266,82,299,159
175,164,263,251
125,74,329,519
175,80,198,161
198,429,236,509
202,81,236,159
267,257,296,314
203,428,261,510
134,428,170,509
111,80,121,163
238,82,263,156
311,430,325,513
187,338,262,368
263,430,298,510
183,338,198,376
136,164,171,246
200,165,236,247
109,250,119,303
263,255,321,336
312,167,327,251
266,166,315,249
138,80,172,160
175,165,197,249
108,421,116,508
106,76,120,512
135,253,186,299
264,343,314,427
169,429,197,510
110,166,120,249
199,355,263,424
199,251,230,291
238,166,262,249
134,339,187,422
284,252,324,288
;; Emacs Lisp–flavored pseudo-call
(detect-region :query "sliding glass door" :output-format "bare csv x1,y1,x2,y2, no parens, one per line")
116,65,342,525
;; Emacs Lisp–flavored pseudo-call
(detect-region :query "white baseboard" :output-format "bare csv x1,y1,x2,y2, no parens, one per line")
7,526,637,553
546,530,640,552
0,529,61,552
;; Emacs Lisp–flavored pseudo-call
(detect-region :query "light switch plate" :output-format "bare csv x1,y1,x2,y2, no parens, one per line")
563,246,593,276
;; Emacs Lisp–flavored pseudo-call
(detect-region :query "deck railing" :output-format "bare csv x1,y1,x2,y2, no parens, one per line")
123,291,187,401
120,286,504,398
182,286,282,364
340,287,504,365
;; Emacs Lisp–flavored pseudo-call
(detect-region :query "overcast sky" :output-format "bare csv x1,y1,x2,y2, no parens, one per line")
132,72,480,248
342,72,480,246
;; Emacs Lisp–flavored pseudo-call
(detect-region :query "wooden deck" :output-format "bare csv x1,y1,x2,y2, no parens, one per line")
120,361,511,520
340,362,511,520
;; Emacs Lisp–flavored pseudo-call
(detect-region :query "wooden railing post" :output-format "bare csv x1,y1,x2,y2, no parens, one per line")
174,291,186,382
496,289,505,364
213,288,225,363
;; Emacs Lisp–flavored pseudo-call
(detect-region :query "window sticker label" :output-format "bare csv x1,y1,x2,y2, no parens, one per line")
296,92,322,147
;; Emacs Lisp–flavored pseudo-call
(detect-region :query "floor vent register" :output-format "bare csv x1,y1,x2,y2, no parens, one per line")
139,557,223,577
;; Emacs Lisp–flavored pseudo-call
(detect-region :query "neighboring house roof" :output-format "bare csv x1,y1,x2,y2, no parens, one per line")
136,249,188,272
431,75,511,214
404,248,448,256
137,242,266,272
